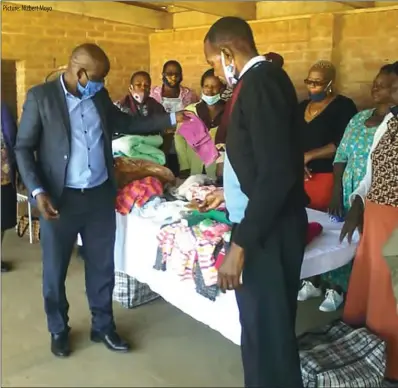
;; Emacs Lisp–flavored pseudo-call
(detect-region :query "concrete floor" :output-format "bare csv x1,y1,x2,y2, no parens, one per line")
1,231,339,387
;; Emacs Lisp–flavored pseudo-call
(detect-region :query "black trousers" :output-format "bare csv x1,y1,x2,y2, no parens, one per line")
235,207,308,388
40,182,116,334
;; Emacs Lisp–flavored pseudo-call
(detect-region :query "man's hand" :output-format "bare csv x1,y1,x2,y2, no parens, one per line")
198,190,225,212
217,242,245,292
339,195,364,244
36,193,59,220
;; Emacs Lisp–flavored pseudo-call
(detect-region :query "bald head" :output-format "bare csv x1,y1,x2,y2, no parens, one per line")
64,43,110,94
70,43,110,69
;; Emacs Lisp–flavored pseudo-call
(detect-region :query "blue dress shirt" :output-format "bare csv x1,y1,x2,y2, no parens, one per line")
32,76,176,197
223,152,248,223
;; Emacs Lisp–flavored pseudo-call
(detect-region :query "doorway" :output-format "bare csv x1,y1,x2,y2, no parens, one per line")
1,60,18,120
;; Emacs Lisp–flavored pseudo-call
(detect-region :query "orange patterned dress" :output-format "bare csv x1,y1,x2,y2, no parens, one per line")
343,116,398,380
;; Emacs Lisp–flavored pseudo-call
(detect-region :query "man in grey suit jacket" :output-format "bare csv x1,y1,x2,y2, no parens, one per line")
15,43,184,358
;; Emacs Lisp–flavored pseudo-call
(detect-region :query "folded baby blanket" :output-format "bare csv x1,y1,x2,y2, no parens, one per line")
112,135,165,165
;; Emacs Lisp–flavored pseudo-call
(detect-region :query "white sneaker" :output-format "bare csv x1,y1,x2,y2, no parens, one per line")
319,289,344,312
297,281,322,301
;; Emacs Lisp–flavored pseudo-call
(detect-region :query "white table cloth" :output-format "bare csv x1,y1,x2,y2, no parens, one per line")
78,208,359,345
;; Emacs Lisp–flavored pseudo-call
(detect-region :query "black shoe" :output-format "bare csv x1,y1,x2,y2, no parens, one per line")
1,261,11,273
51,330,70,358
90,330,130,352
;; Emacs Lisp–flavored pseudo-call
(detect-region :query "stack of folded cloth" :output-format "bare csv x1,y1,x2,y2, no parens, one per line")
112,135,166,165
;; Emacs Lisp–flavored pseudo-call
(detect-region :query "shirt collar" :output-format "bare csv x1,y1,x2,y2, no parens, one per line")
59,74,71,96
238,55,266,79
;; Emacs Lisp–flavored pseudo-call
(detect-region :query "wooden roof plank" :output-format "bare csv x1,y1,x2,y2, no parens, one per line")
168,1,257,20
8,1,172,29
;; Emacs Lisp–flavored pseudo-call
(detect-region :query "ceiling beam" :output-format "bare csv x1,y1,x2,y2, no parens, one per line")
335,1,375,8
8,1,173,29
168,1,257,20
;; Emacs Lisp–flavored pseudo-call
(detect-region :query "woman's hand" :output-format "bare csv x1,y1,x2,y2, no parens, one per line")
175,111,191,124
329,183,344,218
304,152,313,181
304,166,312,181
339,196,364,244
304,152,313,166
198,190,225,212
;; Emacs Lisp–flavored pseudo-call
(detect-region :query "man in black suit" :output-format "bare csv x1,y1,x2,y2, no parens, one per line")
15,43,184,358
202,18,308,387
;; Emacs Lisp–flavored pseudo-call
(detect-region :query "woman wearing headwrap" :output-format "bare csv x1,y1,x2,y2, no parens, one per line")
320,63,398,312
151,60,198,176
340,70,398,382
296,60,357,311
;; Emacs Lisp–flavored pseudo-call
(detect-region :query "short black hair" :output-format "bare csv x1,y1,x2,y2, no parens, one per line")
264,52,284,68
379,61,398,76
130,71,151,85
200,68,221,87
204,17,257,52
162,60,183,74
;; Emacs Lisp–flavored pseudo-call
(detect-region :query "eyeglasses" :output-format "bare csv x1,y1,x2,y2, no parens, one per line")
304,79,328,87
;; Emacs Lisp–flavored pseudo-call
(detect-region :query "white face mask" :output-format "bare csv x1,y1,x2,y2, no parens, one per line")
201,93,221,106
221,52,237,87
132,92,144,104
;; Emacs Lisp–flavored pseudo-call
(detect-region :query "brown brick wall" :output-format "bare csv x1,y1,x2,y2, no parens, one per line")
2,2,397,119
150,7,398,109
334,9,397,107
1,2,152,118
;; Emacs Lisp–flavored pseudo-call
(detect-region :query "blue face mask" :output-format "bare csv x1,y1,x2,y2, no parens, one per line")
309,80,332,102
309,91,327,102
77,76,104,99
202,93,221,106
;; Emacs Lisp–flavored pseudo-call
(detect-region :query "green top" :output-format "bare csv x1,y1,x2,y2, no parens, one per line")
175,103,218,178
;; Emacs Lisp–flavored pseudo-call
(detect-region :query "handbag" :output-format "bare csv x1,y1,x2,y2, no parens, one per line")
113,271,159,309
299,320,386,387
17,215,40,243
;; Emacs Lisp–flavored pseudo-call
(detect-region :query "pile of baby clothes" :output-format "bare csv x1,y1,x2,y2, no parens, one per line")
154,219,231,301
115,176,164,216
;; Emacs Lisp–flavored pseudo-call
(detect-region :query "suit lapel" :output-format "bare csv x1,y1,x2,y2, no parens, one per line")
52,78,72,142
92,90,110,143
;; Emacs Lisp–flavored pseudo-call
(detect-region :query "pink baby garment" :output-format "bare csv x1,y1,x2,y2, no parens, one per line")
178,112,219,167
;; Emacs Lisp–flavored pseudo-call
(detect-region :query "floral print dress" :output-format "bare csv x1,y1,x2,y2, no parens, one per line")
334,109,379,211
321,109,379,291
